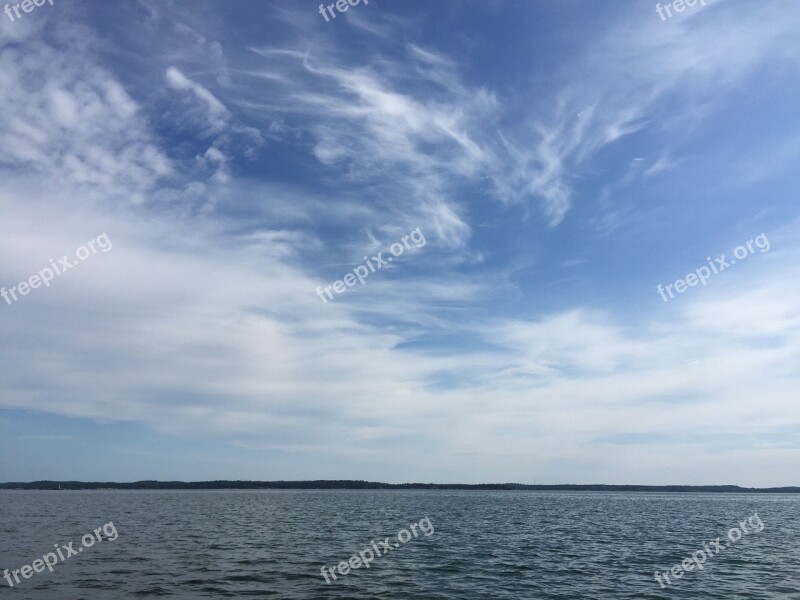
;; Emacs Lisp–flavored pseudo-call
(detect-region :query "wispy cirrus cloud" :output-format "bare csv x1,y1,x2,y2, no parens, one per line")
166,66,231,133
0,25,172,203
245,43,497,247
490,0,800,227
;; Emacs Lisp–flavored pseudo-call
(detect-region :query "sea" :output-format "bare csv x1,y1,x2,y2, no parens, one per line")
0,490,798,598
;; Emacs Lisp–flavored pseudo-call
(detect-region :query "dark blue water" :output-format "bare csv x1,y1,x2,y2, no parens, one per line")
0,490,798,598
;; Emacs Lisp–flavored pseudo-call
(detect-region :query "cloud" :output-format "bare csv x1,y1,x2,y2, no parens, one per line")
490,0,800,226
0,25,171,203
244,44,499,248
165,66,230,133
3,169,798,484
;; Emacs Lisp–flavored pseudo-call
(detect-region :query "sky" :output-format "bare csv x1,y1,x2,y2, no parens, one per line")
0,0,799,486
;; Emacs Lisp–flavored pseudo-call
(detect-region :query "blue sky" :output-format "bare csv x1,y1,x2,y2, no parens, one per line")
1,0,799,485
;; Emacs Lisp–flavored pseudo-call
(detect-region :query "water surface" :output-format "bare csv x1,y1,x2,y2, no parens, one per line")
1,490,798,598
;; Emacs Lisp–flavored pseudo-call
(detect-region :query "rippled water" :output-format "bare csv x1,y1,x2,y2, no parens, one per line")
0,490,798,598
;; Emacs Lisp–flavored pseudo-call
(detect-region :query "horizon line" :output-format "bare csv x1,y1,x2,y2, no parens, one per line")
1,480,799,492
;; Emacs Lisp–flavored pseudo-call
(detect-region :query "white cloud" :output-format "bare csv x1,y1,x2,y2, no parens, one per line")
165,66,230,132
2,176,798,485
0,29,172,202
492,0,800,226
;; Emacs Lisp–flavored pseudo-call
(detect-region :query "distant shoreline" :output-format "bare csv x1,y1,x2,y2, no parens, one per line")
1,480,798,492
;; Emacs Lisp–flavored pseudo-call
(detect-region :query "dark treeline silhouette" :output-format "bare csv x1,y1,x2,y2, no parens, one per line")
1,480,798,492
